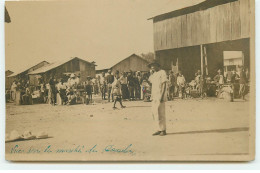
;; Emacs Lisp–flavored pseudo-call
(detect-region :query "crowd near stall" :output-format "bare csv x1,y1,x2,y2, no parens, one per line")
5,0,251,106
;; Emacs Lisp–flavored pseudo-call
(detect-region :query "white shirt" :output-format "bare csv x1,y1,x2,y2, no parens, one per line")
11,83,17,91
177,75,186,86
149,70,168,102
100,76,106,85
57,82,67,90
67,77,79,87
219,75,224,85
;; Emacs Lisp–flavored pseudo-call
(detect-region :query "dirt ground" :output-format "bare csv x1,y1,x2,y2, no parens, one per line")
5,96,251,161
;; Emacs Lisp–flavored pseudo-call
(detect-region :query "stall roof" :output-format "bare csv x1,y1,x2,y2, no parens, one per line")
28,57,94,75
8,61,49,77
96,54,149,71
148,0,237,22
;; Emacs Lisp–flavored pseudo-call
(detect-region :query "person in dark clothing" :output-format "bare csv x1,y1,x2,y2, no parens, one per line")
49,77,57,106
119,72,129,100
238,67,247,100
84,76,93,102
127,71,136,101
106,70,114,102
168,71,175,100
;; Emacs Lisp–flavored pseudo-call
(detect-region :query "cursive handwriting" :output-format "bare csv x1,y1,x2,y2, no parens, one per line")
9,144,134,154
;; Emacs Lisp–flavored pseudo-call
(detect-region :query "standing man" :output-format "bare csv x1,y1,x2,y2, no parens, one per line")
148,60,168,136
127,71,135,101
119,72,129,100
100,72,107,100
238,67,247,100
168,71,175,100
106,70,114,102
177,71,186,99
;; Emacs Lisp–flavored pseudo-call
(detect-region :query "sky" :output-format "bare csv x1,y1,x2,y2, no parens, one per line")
5,0,203,72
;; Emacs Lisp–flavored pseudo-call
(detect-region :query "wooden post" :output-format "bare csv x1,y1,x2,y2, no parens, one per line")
204,46,209,76
200,45,204,76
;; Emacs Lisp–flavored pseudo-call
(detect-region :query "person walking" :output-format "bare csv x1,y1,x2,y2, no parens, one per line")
148,60,168,136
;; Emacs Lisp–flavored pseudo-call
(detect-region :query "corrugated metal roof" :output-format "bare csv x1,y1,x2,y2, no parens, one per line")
148,0,237,21
8,61,49,77
28,57,93,75
111,54,149,69
96,54,149,71
148,0,205,20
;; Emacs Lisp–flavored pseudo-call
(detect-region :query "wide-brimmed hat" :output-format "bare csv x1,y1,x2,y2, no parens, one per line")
148,60,160,68
70,73,75,78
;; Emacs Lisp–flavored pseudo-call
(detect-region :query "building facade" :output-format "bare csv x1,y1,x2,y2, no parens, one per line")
28,57,96,85
150,0,252,81
110,54,150,74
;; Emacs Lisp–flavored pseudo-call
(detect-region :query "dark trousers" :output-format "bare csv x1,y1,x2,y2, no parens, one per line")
107,84,113,102
135,85,141,99
121,84,129,99
129,86,135,99
100,85,106,100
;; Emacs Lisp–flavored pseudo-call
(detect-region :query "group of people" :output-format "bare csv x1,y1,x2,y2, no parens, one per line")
213,67,249,100
8,65,250,107
98,70,149,102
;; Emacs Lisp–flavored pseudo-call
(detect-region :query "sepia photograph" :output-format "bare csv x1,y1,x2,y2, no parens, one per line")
4,0,255,161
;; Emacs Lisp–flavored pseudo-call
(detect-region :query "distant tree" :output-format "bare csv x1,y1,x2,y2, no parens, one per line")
140,52,155,63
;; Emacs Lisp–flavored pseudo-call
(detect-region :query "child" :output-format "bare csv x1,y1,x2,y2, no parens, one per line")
112,75,126,109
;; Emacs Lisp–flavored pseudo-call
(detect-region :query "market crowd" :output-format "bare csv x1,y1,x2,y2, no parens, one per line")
7,66,250,106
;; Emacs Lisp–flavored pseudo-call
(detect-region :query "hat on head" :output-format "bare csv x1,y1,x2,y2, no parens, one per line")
148,59,160,68
70,73,75,78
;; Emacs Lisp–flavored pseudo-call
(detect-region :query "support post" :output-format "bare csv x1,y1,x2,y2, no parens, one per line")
204,46,208,76
200,45,204,76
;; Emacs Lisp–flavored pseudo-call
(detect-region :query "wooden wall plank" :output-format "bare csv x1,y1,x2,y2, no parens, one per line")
240,0,250,38
181,15,188,47
153,0,250,51
231,0,241,40
202,9,210,43
209,6,217,43
223,3,232,41
176,16,182,48
186,14,192,46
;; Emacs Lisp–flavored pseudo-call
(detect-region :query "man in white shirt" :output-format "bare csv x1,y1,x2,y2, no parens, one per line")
67,73,79,88
148,60,168,136
177,71,186,99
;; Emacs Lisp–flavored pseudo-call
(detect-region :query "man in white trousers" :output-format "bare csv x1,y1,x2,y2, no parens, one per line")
148,60,168,136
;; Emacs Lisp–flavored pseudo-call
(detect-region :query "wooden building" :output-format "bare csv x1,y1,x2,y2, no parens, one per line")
28,57,96,85
96,54,150,75
111,54,150,74
6,61,49,89
5,70,13,90
149,0,252,81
